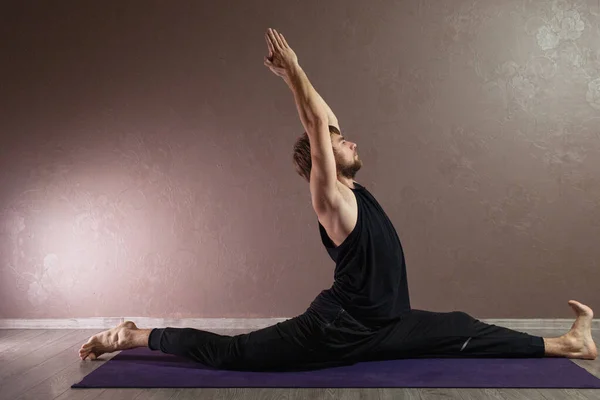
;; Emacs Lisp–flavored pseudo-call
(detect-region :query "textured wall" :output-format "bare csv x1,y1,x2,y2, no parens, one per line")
1,0,599,319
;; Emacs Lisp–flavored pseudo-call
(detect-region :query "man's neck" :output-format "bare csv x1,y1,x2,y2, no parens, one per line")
338,178,357,189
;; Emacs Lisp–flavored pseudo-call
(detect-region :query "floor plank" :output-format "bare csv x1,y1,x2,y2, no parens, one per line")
0,330,49,354
0,330,95,382
0,330,26,340
53,389,105,400
0,330,98,399
92,389,144,400
1,330,74,365
379,388,422,400
14,349,120,400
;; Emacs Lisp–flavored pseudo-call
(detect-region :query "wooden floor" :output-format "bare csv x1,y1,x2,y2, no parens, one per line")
0,328,598,400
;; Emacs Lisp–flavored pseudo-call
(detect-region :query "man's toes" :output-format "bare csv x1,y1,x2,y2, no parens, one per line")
79,342,96,360
80,350,97,361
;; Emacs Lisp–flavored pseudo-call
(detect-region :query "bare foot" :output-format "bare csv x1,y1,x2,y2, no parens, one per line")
79,321,138,361
562,300,598,360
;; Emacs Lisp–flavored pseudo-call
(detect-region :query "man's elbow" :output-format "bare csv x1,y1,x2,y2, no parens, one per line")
328,115,340,131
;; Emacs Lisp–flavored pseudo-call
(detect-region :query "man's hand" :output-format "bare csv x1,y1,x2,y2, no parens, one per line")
266,28,337,129
264,28,298,78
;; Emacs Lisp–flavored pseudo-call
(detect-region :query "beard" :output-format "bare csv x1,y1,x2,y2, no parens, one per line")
336,155,363,179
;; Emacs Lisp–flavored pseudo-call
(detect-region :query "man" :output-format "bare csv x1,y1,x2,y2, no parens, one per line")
79,28,597,370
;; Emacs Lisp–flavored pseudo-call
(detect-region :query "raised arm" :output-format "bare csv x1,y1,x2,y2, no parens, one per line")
264,28,343,213
263,28,339,131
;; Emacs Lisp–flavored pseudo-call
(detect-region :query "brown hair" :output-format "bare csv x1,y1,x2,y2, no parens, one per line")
292,125,341,182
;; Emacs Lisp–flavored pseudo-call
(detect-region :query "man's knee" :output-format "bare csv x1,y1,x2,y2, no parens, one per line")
451,311,477,325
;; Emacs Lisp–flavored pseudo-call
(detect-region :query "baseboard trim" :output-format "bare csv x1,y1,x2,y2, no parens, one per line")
0,317,597,331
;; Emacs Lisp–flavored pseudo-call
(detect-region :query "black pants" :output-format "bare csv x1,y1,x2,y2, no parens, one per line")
148,306,546,371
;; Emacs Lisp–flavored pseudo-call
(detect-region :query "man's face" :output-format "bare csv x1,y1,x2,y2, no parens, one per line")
332,134,363,179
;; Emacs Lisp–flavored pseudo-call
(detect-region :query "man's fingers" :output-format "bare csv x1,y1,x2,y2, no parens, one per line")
264,57,277,71
272,29,285,49
280,33,289,48
275,30,287,49
267,28,282,52
265,32,275,55
266,39,273,57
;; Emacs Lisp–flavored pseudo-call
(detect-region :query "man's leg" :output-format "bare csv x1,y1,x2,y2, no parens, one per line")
358,300,597,361
79,311,345,371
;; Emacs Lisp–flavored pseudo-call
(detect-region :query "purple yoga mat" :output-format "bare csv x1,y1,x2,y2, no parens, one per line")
72,347,600,388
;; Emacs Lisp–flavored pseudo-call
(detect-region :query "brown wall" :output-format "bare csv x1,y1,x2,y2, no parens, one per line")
1,0,599,319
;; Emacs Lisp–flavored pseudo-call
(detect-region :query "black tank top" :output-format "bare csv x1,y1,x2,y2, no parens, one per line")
308,181,411,328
